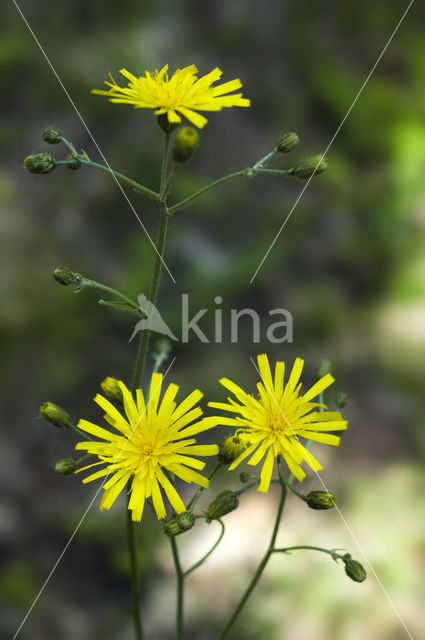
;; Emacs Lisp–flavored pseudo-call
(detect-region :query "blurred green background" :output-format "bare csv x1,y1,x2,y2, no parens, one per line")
2,1,425,639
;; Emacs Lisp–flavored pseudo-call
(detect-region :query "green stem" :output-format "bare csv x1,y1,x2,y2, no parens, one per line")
252,148,277,170
256,168,290,177
218,459,288,640
125,132,171,640
57,138,159,201
79,278,143,315
127,503,144,640
186,462,221,512
168,170,247,215
184,519,225,576
132,134,171,390
170,536,185,640
273,546,343,562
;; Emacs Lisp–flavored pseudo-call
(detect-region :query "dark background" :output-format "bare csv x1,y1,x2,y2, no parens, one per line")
1,1,425,639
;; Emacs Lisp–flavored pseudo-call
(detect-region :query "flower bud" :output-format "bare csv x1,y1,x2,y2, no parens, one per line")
157,114,179,134
205,490,239,522
335,391,348,409
163,511,195,536
23,153,56,174
42,127,62,144
239,471,255,483
53,266,76,286
304,490,336,510
172,127,199,164
277,132,299,153
218,434,245,465
289,155,327,179
54,458,77,475
40,402,73,429
100,377,123,404
65,153,82,170
316,359,332,378
342,555,367,583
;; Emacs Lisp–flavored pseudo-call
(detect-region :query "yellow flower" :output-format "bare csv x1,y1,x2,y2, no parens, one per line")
208,354,348,492
75,374,219,521
92,64,250,128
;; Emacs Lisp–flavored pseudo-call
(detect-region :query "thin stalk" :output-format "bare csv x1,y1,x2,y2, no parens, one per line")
168,169,247,215
125,132,171,640
186,462,221,512
273,545,343,562
184,519,225,576
218,459,288,640
79,278,142,314
170,536,185,640
132,133,171,390
252,148,277,170
57,138,159,201
127,505,144,640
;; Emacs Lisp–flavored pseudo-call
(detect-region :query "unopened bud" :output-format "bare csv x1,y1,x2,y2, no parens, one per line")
40,402,72,429
205,490,239,522
289,155,327,179
335,391,348,409
23,153,56,174
277,132,299,153
239,471,255,483
54,458,77,475
163,511,195,537
304,490,336,510
172,127,199,163
317,359,332,378
342,555,367,583
100,377,123,404
53,266,76,286
218,434,245,465
42,127,62,144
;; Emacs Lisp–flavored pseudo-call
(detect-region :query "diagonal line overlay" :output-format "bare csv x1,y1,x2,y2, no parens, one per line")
12,357,177,640
250,0,414,284
249,356,414,640
12,0,176,284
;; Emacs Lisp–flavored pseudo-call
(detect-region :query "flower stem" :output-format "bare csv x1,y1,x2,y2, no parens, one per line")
132,133,171,390
218,458,288,640
184,519,225,576
170,536,185,640
186,462,221,512
127,504,144,640
126,132,172,640
273,545,344,562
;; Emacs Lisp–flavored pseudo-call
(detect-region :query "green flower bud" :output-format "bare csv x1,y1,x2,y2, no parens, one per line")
40,402,73,429
163,511,195,537
100,377,123,404
277,132,299,153
239,471,255,483
342,555,367,583
54,458,77,475
289,155,327,179
157,114,179,134
205,490,239,522
218,434,245,465
23,153,56,174
335,391,348,409
317,359,332,378
53,266,76,286
304,490,336,510
65,153,82,170
42,127,63,144
172,127,199,164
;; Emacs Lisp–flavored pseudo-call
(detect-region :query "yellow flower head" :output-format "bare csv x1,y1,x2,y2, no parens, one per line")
208,354,348,492
92,64,250,128
75,374,219,521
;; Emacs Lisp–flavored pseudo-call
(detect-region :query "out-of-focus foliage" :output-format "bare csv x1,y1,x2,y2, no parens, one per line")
2,1,425,638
